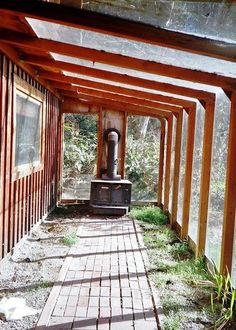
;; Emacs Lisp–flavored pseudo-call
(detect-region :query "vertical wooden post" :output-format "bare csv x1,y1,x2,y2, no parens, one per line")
181,108,196,239
164,115,173,211
58,111,63,201
196,98,215,257
171,111,183,226
157,119,165,206
0,55,5,258
97,108,103,178
120,112,127,179
220,92,236,273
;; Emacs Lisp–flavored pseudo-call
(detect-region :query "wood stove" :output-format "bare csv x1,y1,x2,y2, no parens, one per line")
90,128,132,215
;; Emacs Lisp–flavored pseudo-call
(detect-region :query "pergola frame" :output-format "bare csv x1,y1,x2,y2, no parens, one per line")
0,0,235,276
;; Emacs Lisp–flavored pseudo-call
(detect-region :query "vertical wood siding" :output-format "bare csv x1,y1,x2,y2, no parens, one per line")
0,54,61,259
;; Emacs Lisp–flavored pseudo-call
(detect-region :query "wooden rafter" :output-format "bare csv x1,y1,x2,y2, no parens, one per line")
51,81,196,110
62,97,170,120
37,70,213,102
61,92,174,118
0,29,234,94
22,55,236,92
0,0,235,63
58,86,182,114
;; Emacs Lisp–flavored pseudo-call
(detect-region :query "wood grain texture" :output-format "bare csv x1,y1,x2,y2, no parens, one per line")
0,0,235,63
0,53,60,259
220,92,236,273
196,100,216,257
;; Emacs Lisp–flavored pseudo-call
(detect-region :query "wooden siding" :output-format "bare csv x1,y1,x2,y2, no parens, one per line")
0,53,60,259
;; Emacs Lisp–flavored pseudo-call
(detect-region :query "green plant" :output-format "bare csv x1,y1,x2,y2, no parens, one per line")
208,265,236,329
129,206,168,225
163,311,181,330
61,233,78,246
170,241,191,260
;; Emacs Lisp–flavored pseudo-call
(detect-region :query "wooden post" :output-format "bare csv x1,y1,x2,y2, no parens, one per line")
220,92,236,273
181,108,196,239
171,111,183,226
97,108,103,178
196,99,215,257
158,119,165,206
120,112,127,179
164,116,173,211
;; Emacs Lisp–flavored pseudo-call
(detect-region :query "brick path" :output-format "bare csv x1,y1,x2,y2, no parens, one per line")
36,217,162,329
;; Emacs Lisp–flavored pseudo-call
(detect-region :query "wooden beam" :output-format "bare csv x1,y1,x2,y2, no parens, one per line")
52,81,196,110
158,120,165,206
181,108,196,239
0,43,60,98
59,86,182,114
0,29,223,99
220,92,236,273
61,93,172,118
196,99,216,257
38,70,213,102
62,97,167,120
97,109,103,179
164,116,173,211
22,54,236,92
0,0,236,63
120,112,128,179
171,111,183,226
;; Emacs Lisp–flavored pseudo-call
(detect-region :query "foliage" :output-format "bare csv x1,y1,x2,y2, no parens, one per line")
136,212,216,329
126,116,161,200
63,115,97,192
163,311,182,330
129,206,168,225
209,265,236,329
61,233,78,246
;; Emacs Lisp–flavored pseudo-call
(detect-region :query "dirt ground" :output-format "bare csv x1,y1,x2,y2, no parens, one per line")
0,206,85,330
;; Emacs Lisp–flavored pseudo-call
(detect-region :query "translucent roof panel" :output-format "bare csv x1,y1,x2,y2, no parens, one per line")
55,54,222,93
27,18,236,78
80,0,236,43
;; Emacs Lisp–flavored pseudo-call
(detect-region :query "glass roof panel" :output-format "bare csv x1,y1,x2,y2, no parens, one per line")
27,18,236,78
61,0,236,43
55,54,221,93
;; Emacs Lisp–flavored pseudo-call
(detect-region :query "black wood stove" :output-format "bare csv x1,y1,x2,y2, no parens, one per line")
90,128,132,215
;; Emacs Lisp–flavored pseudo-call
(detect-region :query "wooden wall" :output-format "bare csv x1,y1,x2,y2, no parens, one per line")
0,53,61,259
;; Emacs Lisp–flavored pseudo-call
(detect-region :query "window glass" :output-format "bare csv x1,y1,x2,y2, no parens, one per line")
205,91,230,266
177,111,188,224
15,90,41,167
188,104,205,242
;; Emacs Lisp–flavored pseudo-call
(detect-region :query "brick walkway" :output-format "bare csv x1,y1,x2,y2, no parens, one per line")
36,217,162,329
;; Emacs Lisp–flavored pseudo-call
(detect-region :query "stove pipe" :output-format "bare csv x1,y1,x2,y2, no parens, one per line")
102,129,121,180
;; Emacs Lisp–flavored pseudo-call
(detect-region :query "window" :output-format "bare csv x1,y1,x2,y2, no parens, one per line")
13,76,44,179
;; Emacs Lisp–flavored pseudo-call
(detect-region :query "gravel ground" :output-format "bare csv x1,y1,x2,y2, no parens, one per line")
0,206,84,330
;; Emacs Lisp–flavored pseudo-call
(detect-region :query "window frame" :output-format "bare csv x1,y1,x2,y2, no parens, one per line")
13,75,45,181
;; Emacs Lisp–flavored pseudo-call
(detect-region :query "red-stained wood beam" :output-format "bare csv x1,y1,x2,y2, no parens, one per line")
51,81,196,110
38,70,213,102
61,92,173,118
0,28,231,96
158,120,165,206
0,43,60,98
0,0,235,63
61,97,171,121
22,54,236,92
58,86,182,114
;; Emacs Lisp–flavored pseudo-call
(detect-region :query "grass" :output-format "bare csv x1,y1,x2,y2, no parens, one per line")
129,206,219,329
163,311,182,330
129,206,168,225
61,232,78,246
